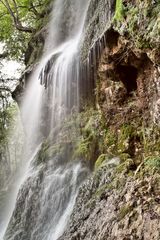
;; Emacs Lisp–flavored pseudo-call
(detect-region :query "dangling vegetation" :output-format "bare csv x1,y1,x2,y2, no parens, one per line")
114,0,124,21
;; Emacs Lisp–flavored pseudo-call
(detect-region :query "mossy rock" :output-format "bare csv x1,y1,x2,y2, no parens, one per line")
118,204,133,220
104,128,117,153
119,153,131,162
145,156,160,172
117,123,138,154
95,154,108,170
113,1,160,50
94,183,109,198
73,137,90,159
116,158,135,174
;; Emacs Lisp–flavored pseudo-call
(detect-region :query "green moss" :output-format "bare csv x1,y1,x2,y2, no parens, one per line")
126,6,139,34
74,137,90,159
35,98,159,179
102,123,137,156
140,125,160,158
113,1,160,50
95,183,109,197
114,0,124,21
117,124,134,153
145,156,160,171
116,158,134,174
120,124,134,139
104,128,117,153
36,146,48,163
95,154,108,170
73,108,105,162
119,153,131,162
35,106,101,165
118,204,133,220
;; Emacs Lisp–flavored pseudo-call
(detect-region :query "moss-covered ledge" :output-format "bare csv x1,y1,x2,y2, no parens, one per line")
113,0,160,64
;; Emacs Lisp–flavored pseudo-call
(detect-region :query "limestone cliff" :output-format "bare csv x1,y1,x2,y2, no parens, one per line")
11,0,160,239
58,0,160,239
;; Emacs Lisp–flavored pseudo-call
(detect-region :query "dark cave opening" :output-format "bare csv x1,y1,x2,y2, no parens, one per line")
116,65,138,93
105,29,119,49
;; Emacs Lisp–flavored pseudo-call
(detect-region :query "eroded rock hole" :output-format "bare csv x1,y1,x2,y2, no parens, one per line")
105,29,119,49
116,65,138,93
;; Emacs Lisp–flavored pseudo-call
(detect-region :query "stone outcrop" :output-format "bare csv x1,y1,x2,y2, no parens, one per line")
10,0,160,239
59,159,160,240
58,0,160,239
98,29,160,127
81,0,115,61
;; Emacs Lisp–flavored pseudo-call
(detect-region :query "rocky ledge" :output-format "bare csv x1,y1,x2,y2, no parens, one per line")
59,158,160,240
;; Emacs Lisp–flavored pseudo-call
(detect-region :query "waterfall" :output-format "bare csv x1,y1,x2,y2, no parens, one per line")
0,0,90,239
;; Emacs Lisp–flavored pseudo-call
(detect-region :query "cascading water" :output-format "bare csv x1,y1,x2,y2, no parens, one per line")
0,0,90,239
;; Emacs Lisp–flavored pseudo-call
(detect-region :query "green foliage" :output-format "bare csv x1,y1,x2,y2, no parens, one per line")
0,103,16,157
102,124,134,155
117,124,135,153
0,102,19,164
73,108,103,162
74,137,91,159
104,128,117,153
95,154,107,170
116,158,134,174
36,141,66,164
0,0,52,60
119,153,131,162
0,100,24,188
140,125,160,158
36,106,105,165
0,103,17,145
114,1,160,49
114,0,124,21
118,204,133,220
145,156,160,171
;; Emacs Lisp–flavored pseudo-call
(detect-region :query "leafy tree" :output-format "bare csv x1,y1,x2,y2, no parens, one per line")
0,89,14,187
0,80,24,188
0,0,52,185
0,0,52,60
0,68,24,183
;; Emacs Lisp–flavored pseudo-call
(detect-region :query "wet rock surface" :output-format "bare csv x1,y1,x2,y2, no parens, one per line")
81,0,115,61
9,0,160,239
59,160,160,240
59,1,160,239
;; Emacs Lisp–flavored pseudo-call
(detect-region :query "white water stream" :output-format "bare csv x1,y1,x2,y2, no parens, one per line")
0,0,90,239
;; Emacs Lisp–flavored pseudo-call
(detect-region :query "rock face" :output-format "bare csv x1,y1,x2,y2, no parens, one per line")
98,29,160,127
81,0,115,61
58,0,160,239
59,160,160,240
10,0,160,239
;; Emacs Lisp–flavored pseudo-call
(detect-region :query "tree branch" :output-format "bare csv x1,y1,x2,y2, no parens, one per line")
0,0,35,33
12,0,19,18
29,2,41,17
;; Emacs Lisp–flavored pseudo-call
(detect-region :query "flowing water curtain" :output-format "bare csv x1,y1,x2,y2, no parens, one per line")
2,1,90,240
38,0,92,132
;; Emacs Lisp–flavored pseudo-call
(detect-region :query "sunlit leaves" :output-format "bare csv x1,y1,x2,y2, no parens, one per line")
0,0,52,60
